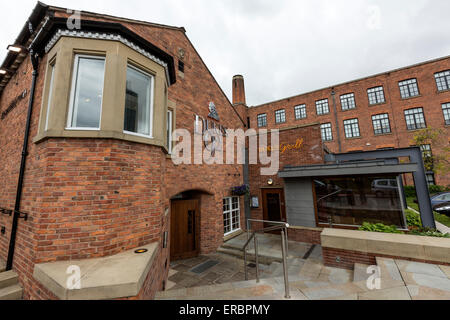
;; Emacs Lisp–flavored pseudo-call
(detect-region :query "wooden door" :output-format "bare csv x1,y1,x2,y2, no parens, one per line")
262,189,287,227
170,200,200,261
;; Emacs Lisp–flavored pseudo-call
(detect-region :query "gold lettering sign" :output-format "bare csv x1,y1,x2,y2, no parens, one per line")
259,138,304,154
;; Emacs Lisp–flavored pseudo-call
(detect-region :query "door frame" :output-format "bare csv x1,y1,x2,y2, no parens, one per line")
170,199,201,261
261,188,287,223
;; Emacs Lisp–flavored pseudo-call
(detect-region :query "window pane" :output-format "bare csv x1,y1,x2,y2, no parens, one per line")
443,103,450,125
314,176,405,228
167,110,173,153
372,113,391,135
435,70,450,92
295,104,307,119
45,63,56,131
367,86,385,105
344,119,360,138
316,99,329,115
257,114,267,127
275,110,286,124
321,123,333,141
70,56,105,128
399,79,419,99
124,66,153,136
340,93,356,111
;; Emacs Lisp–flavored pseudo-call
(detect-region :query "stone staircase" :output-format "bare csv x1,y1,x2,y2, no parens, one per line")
0,260,23,300
156,255,450,300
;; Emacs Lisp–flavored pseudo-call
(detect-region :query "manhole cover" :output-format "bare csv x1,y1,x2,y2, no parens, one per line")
190,260,220,274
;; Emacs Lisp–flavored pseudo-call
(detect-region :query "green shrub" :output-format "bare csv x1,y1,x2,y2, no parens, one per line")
404,186,417,198
406,210,422,228
403,185,450,198
428,185,450,195
409,228,450,238
359,221,449,238
359,223,404,234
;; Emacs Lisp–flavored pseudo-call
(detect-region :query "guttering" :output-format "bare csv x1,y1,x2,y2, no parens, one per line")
5,50,39,271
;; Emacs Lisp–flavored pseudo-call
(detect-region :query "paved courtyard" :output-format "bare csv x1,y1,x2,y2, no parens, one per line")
160,234,450,300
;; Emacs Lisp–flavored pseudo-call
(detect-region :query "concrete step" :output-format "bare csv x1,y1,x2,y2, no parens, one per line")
217,247,278,265
353,263,371,282
376,257,403,281
0,271,19,289
0,284,22,300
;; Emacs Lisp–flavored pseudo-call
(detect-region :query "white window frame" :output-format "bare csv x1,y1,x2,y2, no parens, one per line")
66,54,106,131
167,109,173,154
45,61,56,131
123,64,155,139
223,197,241,236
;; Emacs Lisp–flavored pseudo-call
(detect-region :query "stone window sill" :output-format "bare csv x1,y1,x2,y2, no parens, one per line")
223,229,244,242
369,102,386,107
33,243,158,300
401,94,421,101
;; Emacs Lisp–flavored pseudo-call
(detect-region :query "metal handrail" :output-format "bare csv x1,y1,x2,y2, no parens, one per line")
243,219,291,299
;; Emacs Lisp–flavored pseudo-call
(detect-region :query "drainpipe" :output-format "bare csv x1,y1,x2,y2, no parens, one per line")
6,49,39,271
331,89,342,154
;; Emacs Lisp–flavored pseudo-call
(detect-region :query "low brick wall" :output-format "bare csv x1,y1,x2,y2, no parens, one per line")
288,226,323,245
323,247,450,270
321,228,450,270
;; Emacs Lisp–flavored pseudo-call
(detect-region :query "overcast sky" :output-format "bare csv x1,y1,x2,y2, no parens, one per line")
1,0,450,106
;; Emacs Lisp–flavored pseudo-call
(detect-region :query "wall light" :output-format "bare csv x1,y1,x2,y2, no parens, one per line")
267,179,274,186
0,68,13,75
7,45,27,54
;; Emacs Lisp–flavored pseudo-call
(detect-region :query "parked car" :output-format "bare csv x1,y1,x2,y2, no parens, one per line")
434,202,450,216
372,179,398,197
430,192,450,207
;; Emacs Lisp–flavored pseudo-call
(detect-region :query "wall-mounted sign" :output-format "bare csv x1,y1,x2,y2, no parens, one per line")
1,89,27,120
251,196,259,208
208,102,220,121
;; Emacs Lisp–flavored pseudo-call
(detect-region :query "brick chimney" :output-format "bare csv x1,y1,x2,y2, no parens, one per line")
232,75,246,106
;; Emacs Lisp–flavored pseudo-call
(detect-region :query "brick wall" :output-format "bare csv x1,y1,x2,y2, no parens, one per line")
288,228,322,245
323,247,450,270
247,57,450,186
0,9,246,300
249,124,324,224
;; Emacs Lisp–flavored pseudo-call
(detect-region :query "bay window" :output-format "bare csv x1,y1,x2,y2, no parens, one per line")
67,55,105,129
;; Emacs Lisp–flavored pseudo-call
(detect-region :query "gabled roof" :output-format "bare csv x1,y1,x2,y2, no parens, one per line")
0,2,177,95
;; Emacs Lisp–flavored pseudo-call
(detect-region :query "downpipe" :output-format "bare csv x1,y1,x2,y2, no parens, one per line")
6,50,39,271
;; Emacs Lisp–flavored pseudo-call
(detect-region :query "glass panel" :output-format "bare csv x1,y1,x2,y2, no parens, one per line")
314,176,405,228
70,56,105,128
124,66,153,136
45,63,56,131
167,110,173,153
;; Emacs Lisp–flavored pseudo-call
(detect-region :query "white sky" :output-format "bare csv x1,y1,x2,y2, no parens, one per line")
1,0,450,106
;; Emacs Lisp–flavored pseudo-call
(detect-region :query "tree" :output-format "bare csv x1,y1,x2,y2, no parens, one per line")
412,128,450,177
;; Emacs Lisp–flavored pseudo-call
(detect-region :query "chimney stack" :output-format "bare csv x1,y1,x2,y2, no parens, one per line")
232,75,246,106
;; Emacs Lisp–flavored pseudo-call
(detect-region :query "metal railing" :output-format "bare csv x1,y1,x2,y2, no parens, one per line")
243,219,291,299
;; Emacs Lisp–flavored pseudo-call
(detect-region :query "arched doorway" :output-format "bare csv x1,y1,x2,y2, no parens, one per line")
169,190,211,261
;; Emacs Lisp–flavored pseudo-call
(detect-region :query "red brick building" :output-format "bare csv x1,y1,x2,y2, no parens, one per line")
0,3,253,300
0,2,444,301
243,57,450,187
